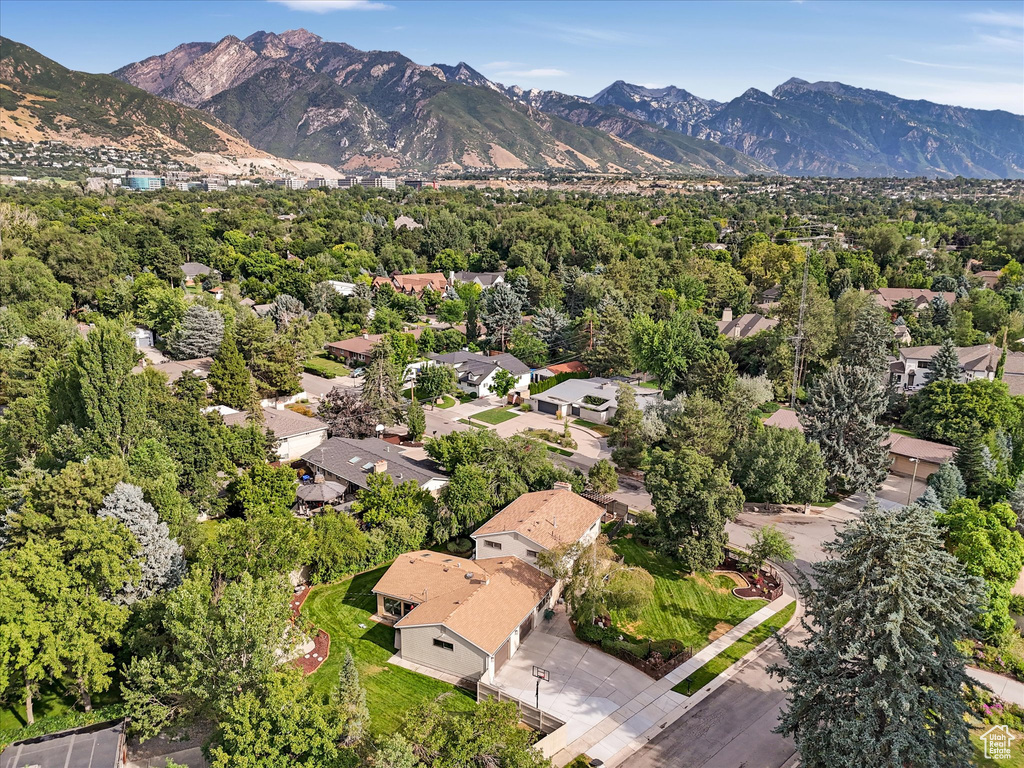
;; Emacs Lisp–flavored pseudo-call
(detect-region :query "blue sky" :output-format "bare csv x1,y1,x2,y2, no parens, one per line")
3,0,1022,113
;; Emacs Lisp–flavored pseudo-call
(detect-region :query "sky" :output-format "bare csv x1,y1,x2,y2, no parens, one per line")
3,0,1022,113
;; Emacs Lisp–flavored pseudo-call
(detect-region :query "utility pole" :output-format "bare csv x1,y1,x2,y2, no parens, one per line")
789,252,810,408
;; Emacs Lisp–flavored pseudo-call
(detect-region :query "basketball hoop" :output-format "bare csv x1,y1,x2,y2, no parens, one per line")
533,666,549,681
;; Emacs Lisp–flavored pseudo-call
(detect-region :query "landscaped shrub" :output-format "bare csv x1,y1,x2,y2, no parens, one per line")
303,359,337,378
633,510,659,543
576,621,610,644
529,370,590,396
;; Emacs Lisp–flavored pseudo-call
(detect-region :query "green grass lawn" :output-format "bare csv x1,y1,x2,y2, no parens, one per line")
301,567,476,735
890,426,919,438
547,446,574,456
972,725,1024,767
637,380,660,390
401,390,457,409
1,686,121,744
673,602,796,695
303,353,351,379
457,418,489,429
472,406,520,425
572,418,613,437
609,538,767,651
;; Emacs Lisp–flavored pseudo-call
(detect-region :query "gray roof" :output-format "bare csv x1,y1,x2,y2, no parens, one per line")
3,719,125,768
717,312,778,339
302,438,446,490
179,261,212,279
453,271,504,287
222,407,327,439
531,377,660,411
427,351,530,381
899,343,1001,373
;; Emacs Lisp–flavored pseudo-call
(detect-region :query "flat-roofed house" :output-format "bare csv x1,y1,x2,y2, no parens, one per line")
471,486,604,568
372,551,555,684
530,377,661,423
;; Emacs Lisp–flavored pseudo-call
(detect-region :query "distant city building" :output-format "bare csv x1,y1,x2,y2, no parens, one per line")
337,176,364,189
402,178,438,190
275,177,306,190
124,174,164,191
370,175,397,190
308,177,338,189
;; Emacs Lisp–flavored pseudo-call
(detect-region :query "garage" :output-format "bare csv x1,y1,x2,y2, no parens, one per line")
519,613,534,642
493,639,510,675
536,399,559,415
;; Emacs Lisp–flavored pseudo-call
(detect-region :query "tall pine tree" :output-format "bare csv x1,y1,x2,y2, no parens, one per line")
209,329,256,411
771,501,983,768
583,301,634,377
802,365,890,495
929,337,962,383
362,337,403,426
841,302,892,375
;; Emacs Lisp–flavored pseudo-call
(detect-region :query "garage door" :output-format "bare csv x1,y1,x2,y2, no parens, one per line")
537,400,558,415
519,614,534,642
493,640,510,674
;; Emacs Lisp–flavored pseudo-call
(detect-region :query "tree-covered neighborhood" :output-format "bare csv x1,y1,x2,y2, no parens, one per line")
1,171,1023,767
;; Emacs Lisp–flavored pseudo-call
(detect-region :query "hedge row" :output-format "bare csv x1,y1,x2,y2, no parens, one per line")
529,370,590,396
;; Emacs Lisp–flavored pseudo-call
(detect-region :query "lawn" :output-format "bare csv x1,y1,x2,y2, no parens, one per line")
471,406,520,425
972,725,1024,767
303,353,351,379
572,418,613,437
547,446,574,456
1,687,121,745
672,602,796,695
301,567,476,735
637,380,660,390
401,389,456,409
609,537,767,651
457,418,489,429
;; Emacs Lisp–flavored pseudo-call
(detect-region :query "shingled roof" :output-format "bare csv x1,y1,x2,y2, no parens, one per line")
472,489,604,551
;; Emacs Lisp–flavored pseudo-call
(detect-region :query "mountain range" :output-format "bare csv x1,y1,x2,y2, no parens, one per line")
2,30,1021,178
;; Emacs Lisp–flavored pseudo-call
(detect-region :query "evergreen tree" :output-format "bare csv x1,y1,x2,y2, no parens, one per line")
1009,473,1024,534
98,482,186,605
645,446,743,572
955,428,990,497
915,486,943,511
802,365,890,495
841,302,892,374
481,281,523,351
208,330,255,411
608,384,645,469
532,306,570,357
334,649,369,745
170,305,224,360
362,337,403,426
926,461,967,509
406,398,425,442
772,502,982,768
930,337,962,383
930,295,953,329
584,301,634,376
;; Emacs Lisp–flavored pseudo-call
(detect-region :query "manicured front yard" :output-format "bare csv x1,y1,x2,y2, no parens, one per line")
301,567,475,735
672,602,796,695
303,353,351,379
609,537,767,651
471,406,520,425
972,726,1024,767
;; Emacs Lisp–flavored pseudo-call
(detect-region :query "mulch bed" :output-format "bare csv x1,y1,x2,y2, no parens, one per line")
289,586,331,674
732,570,783,600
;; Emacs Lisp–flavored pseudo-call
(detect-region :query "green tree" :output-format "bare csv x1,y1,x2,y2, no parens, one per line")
771,502,983,768
840,301,892,374
335,650,370,745
209,329,256,410
437,298,465,328
204,513,312,581
926,461,967,509
802,365,890,495
169,305,224,360
583,303,633,377
407,397,425,442
588,459,618,494
353,473,433,531
417,363,459,402
731,426,827,504
608,384,645,469
747,525,795,570
363,337,404,426
228,463,297,516
930,337,962,382
488,368,518,399
309,510,370,583
906,379,1016,446
509,325,548,368
435,464,493,541
482,281,523,351
645,447,744,573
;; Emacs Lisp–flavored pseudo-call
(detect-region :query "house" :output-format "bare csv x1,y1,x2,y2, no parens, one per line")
301,437,448,497
716,308,778,340
208,286,224,301
763,408,804,432
179,261,213,286
532,360,588,383
2,719,126,768
756,285,782,310
887,433,956,480
393,215,423,230
451,271,505,289
371,551,555,684
326,280,359,297
424,351,530,397
871,288,957,312
373,272,448,296
471,486,604,568
128,326,154,349
890,343,1010,392
221,406,328,461
530,377,661,424
144,357,213,383
893,323,913,346
325,329,425,366
974,270,1001,290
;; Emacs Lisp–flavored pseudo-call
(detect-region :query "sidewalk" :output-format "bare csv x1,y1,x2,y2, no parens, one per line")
969,666,1024,705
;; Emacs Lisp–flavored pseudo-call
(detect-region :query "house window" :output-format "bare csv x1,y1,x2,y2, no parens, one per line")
485,540,502,550
526,549,539,559
383,597,413,617
433,638,454,651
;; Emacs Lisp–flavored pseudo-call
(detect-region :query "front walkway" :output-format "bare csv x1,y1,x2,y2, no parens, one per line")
489,593,797,767
968,666,1024,704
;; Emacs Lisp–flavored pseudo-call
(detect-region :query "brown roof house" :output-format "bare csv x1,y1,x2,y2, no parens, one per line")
373,272,448,296
219,405,328,461
472,485,604,566
886,433,956,481
871,288,957,311
325,328,425,365
716,308,778,340
372,551,555,684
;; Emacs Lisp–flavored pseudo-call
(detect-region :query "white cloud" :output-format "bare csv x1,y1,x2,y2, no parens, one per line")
532,21,639,46
892,57,977,71
964,10,1024,28
494,68,568,78
269,0,391,12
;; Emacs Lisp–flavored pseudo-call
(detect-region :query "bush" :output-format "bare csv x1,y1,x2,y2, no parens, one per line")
1009,594,1024,616
576,621,610,644
529,370,590,396
634,509,659,543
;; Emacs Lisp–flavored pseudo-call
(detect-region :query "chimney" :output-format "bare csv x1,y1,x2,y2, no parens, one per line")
722,307,733,323
362,333,369,340
374,459,387,474
553,480,572,492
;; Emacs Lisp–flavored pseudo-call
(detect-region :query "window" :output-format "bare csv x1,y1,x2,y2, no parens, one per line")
433,638,454,651
383,597,413,617
526,549,539,559
485,540,502,550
